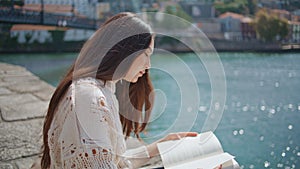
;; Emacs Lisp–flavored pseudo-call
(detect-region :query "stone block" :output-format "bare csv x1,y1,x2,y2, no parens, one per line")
0,63,26,72
0,93,39,107
1,70,34,77
0,163,14,169
15,156,38,169
0,119,43,161
2,75,39,83
7,80,52,93
33,88,54,101
0,87,12,96
1,101,48,121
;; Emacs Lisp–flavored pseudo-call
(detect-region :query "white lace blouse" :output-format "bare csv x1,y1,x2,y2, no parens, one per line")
48,77,150,169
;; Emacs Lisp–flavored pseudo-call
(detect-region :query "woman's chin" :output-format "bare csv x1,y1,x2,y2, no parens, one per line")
131,78,138,83
125,75,141,83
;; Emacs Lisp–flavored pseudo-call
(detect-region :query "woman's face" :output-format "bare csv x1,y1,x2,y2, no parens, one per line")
123,38,154,83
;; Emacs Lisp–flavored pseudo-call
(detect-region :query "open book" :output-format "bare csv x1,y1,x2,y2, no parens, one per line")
157,131,238,169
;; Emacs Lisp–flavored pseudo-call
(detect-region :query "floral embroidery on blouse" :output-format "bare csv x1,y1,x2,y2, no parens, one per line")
48,77,149,169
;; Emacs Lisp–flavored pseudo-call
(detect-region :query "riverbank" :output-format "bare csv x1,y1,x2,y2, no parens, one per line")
1,38,299,53
159,39,300,53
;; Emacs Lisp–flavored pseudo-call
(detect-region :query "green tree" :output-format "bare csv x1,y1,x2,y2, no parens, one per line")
246,0,257,15
278,19,289,39
49,30,65,43
159,4,192,29
154,4,193,47
49,30,65,51
254,9,289,42
165,5,192,22
214,0,257,15
0,24,16,48
25,32,32,43
214,0,248,15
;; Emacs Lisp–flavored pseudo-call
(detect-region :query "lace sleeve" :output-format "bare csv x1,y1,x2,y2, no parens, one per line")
60,79,153,169
121,145,151,168
61,80,120,169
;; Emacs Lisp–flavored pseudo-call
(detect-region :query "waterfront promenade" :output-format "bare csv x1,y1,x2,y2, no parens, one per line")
0,62,161,169
0,62,54,168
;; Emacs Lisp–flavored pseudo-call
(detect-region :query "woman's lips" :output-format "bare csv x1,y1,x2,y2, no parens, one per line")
137,70,145,77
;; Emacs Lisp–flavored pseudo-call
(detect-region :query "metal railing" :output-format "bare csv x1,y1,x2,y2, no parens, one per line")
0,7,104,30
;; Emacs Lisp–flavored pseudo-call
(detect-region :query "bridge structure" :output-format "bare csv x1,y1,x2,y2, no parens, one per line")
0,6,105,30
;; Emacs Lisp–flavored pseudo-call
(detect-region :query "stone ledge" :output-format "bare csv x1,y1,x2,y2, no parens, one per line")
0,88,12,96
0,119,43,161
0,63,48,167
0,93,39,107
0,101,48,121
6,80,53,94
0,163,15,169
15,156,38,169
0,63,26,72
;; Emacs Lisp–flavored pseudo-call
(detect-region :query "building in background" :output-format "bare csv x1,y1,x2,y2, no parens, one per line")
292,9,300,22
179,1,215,22
288,21,300,43
24,0,87,17
4,0,300,46
267,8,291,20
257,0,282,9
218,12,244,41
241,17,256,41
96,2,111,19
101,0,142,14
10,0,100,43
179,1,223,39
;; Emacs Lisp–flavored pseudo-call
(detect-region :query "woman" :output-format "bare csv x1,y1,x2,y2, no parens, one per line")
41,12,197,169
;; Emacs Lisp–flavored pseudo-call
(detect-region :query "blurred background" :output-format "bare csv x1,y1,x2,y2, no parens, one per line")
0,0,300,169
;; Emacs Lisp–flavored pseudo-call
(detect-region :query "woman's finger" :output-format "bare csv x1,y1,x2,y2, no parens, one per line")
161,132,199,142
178,132,198,138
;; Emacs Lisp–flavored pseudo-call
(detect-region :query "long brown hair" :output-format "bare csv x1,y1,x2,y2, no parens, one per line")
41,12,154,168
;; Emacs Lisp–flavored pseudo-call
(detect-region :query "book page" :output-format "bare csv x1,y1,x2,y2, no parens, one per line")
157,131,224,167
165,152,234,169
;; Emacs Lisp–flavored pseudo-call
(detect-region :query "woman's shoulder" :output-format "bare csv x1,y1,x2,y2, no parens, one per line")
68,77,106,98
73,77,101,86
72,77,115,94
72,77,107,89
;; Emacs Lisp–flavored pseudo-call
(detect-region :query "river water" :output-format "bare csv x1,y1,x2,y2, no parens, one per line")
0,52,299,168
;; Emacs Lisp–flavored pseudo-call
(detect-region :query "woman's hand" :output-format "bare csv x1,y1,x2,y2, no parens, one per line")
157,132,198,143
215,164,222,169
200,164,222,169
146,132,198,158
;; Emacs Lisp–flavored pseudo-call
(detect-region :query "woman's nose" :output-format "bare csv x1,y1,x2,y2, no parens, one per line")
145,58,151,69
